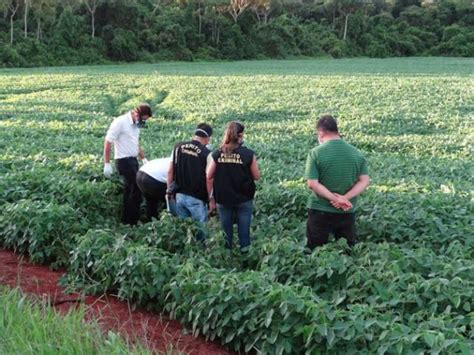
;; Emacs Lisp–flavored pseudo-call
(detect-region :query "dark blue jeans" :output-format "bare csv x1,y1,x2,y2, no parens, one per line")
176,193,208,241
217,200,253,250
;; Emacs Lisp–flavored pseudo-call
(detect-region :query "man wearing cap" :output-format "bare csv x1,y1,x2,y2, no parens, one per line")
167,123,213,241
103,103,152,225
136,156,176,221
305,114,370,250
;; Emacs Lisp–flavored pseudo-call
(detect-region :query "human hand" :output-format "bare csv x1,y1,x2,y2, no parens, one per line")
208,198,216,214
331,193,352,211
103,163,113,178
142,158,148,165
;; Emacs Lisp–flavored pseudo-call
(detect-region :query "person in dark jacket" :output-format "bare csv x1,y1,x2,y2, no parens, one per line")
206,121,260,251
167,123,213,241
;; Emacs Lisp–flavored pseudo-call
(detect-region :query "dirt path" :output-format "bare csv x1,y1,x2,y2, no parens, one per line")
0,249,233,355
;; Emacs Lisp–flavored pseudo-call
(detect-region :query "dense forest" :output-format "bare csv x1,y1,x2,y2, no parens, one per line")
0,0,473,67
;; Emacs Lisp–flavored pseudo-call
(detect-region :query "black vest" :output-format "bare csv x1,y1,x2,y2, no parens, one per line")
173,140,210,202
212,145,256,205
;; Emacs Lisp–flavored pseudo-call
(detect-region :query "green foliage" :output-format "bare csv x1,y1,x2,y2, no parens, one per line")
1,59,473,352
1,0,473,67
0,287,150,354
0,200,87,268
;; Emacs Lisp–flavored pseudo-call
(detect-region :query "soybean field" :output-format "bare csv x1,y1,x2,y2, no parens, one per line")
0,58,473,353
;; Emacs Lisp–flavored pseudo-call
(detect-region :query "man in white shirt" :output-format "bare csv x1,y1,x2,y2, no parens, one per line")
136,157,173,220
103,103,152,225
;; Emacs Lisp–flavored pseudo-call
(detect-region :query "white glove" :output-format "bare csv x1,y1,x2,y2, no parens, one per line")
103,163,113,178
142,158,148,165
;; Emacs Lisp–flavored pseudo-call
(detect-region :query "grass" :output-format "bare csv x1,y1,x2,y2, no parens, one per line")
0,286,151,354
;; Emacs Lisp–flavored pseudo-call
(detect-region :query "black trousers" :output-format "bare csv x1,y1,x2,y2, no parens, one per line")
116,157,142,225
306,209,357,250
136,170,167,220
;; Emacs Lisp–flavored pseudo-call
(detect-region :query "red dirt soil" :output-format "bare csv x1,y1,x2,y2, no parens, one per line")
0,249,233,355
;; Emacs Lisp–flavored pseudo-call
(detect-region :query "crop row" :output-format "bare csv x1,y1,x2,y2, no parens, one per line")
2,201,472,353
1,60,473,353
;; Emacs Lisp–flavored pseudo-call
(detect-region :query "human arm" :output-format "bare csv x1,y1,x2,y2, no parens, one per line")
167,160,174,191
250,155,260,181
332,156,370,209
307,180,352,211
138,146,146,162
344,175,370,200
206,157,216,212
104,140,112,164
103,118,122,177
103,140,113,178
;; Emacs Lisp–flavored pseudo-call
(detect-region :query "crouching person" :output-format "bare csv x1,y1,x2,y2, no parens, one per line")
136,157,176,221
206,121,260,251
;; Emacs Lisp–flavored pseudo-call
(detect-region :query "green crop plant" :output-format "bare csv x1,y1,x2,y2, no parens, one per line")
1,58,473,353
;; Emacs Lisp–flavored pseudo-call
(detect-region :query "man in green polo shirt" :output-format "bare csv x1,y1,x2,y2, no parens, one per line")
305,115,370,250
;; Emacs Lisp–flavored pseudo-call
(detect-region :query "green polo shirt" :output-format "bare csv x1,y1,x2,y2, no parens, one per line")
305,139,368,214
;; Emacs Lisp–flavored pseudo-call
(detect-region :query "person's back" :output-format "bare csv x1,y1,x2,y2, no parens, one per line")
173,140,210,202
168,123,213,242
137,157,171,220
305,115,369,250
212,144,256,206
307,139,366,214
140,157,171,183
206,121,260,251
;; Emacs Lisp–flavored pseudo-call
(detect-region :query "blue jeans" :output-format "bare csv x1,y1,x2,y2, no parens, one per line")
217,200,253,250
176,193,208,241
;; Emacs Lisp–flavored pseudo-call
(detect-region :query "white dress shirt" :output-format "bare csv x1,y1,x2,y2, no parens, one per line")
105,112,140,159
140,157,171,183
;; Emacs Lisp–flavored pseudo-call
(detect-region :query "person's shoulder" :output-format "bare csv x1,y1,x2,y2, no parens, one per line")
310,144,322,155
116,112,130,122
111,112,130,127
174,140,187,148
344,140,365,156
195,141,209,153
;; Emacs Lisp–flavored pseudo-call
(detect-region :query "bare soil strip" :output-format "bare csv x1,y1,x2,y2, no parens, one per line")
0,249,232,355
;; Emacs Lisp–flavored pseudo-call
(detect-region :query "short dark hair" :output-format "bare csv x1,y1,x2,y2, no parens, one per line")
195,122,213,138
136,103,152,117
316,115,338,133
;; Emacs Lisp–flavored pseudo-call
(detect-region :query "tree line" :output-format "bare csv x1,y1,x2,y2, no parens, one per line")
0,0,472,67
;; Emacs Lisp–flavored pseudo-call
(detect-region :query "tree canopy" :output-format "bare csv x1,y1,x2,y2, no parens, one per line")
0,0,472,67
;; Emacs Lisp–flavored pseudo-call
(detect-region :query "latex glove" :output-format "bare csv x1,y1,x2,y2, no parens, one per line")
142,158,148,165
103,163,113,178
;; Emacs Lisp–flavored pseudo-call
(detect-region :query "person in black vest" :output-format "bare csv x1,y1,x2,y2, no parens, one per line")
206,121,260,251
167,123,213,241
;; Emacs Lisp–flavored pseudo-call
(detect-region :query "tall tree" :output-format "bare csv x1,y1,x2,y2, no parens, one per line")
31,0,56,41
2,0,20,44
205,0,228,44
339,0,370,40
228,0,250,22
23,0,30,37
250,0,272,24
81,0,105,37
